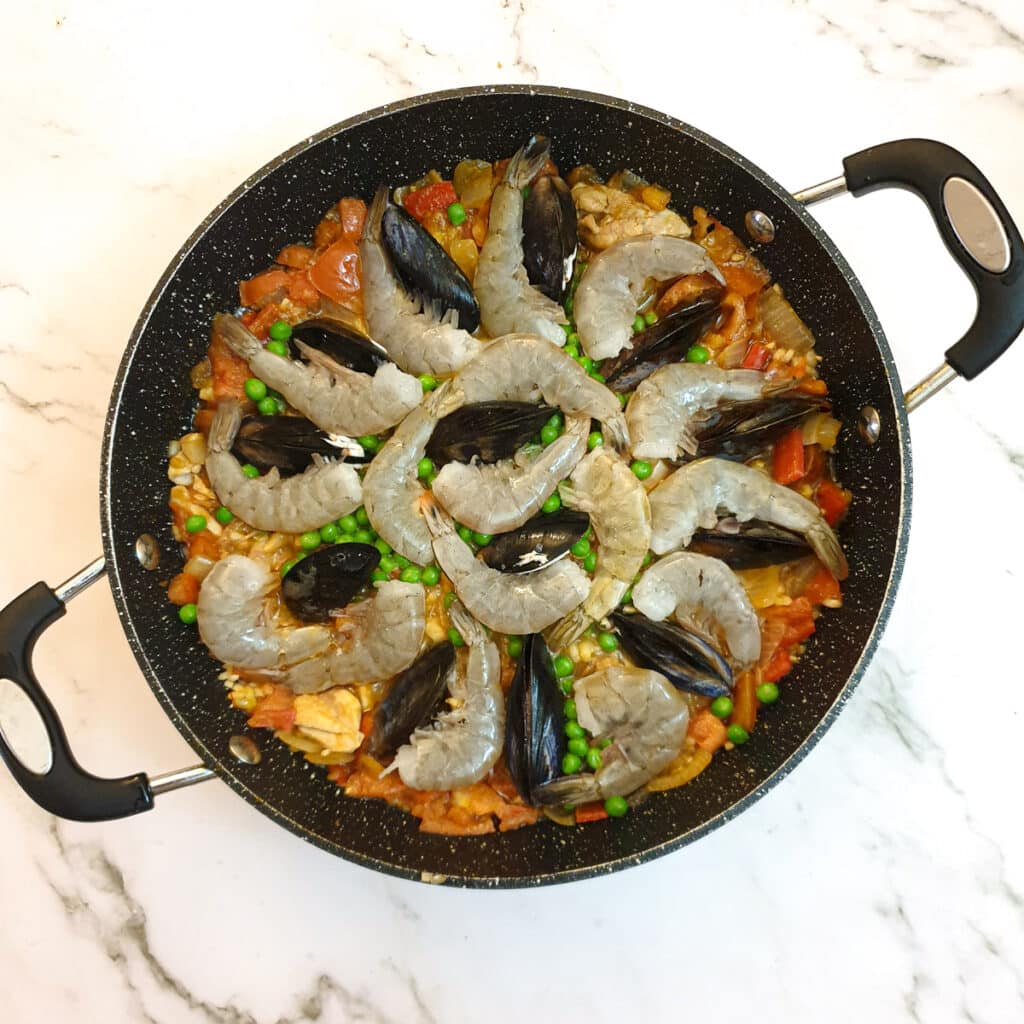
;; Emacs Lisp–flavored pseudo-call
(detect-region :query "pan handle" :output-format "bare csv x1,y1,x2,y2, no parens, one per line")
794,139,1024,409
0,557,214,821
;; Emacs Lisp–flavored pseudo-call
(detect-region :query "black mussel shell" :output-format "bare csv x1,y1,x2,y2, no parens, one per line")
481,510,590,574
367,642,456,758
291,317,390,376
281,544,380,623
601,299,722,392
381,203,480,333
692,394,831,462
522,175,578,302
425,401,557,465
688,520,812,569
610,611,733,698
504,634,566,803
232,415,368,476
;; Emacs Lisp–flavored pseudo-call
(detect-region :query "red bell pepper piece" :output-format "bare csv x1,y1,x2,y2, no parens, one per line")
741,341,770,370
575,802,609,824
403,181,458,222
772,427,806,485
816,479,851,526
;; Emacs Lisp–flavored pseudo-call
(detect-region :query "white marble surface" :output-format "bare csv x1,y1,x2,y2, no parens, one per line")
2,1,1023,1021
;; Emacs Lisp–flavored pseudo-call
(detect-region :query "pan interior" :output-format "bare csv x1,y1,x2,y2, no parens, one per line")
101,86,909,887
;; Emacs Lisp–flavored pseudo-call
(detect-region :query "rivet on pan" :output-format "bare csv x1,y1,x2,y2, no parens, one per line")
134,534,161,570
745,210,775,244
229,735,262,765
857,406,881,445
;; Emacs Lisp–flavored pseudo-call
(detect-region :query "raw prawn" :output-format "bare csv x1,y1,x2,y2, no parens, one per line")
475,135,567,345
205,400,362,533
574,234,724,360
648,457,848,579
632,551,761,667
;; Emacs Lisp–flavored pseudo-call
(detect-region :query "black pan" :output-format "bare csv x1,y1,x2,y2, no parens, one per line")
2,86,1021,887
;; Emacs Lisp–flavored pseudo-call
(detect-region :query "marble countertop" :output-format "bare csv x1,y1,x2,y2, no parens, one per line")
2,2,1023,1021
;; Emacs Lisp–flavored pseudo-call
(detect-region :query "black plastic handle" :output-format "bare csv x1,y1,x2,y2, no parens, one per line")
843,139,1024,380
0,580,154,821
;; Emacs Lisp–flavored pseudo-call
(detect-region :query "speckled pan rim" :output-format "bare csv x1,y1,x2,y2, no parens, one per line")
100,84,913,888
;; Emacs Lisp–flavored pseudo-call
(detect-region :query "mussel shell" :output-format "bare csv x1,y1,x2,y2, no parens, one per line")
481,509,590,574
688,520,811,569
522,175,578,302
381,203,480,333
504,634,566,803
231,415,368,476
367,642,456,758
692,394,831,461
610,611,733,698
291,317,390,376
280,543,381,623
601,299,722,392
425,401,557,465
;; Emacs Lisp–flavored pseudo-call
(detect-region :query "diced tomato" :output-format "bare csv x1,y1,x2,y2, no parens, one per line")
241,303,285,340
275,244,315,269
802,565,841,605
575,802,609,824
309,239,362,312
722,263,768,299
188,532,220,562
731,672,758,732
285,270,320,310
761,646,792,683
816,479,851,527
741,341,770,370
798,377,829,396
802,444,826,487
338,197,367,241
313,215,342,249
167,572,199,606
207,332,252,400
247,685,296,731
239,268,290,308
772,427,806,485
688,709,727,752
192,407,214,434
403,181,458,222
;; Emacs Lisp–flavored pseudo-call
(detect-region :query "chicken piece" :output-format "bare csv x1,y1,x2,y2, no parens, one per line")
293,689,363,753
572,183,690,251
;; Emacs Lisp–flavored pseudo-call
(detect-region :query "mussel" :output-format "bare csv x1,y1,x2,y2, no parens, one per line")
481,509,589,574
504,634,566,803
600,296,723,392
688,519,812,569
610,610,733,698
231,415,368,476
291,316,390,376
367,642,456,758
690,393,831,462
522,174,578,302
425,401,557,464
281,543,381,623
381,202,480,332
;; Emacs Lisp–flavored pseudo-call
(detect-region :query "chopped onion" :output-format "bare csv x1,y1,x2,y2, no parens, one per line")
719,338,748,368
452,160,494,209
183,555,215,580
759,287,815,355
801,413,842,450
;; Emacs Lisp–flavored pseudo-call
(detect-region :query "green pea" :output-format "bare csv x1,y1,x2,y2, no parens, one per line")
444,592,457,609
604,796,628,818
710,696,734,719
561,323,573,338
299,531,321,551
541,492,561,514
379,555,398,574
620,586,632,606
268,320,292,342
642,551,653,567
355,507,370,527
589,371,606,384
540,423,560,445
570,537,590,558
559,677,574,695
357,435,380,453
338,514,358,534
564,342,580,358
630,460,653,480
585,748,603,771
507,636,524,658
545,411,564,431
727,724,750,745
419,374,438,392
632,314,646,333
597,632,618,653
553,654,574,678
352,529,374,545
178,602,198,625
618,392,630,409
280,558,297,577
686,345,710,364
457,524,474,544
568,737,589,758
184,514,207,533
577,355,594,373
400,566,422,584
561,753,582,775
563,296,574,317
214,506,233,525
417,457,435,480
266,339,289,357
563,699,577,720
643,310,657,326
244,378,267,402
256,396,278,416
394,554,410,569
374,538,392,557
565,721,585,740
472,531,493,547
448,626,465,647
447,201,467,226
421,564,441,586
757,682,780,705
567,331,580,347
371,568,388,582
587,431,604,450
319,522,340,544
598,737,613,749
583,552,597,573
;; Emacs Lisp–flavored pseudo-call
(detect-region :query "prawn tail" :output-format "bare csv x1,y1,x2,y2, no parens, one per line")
544,605,589,652
420,498,451,540
507,134,551,188
603,412,631,452
531,773,601,808
208,398,243,454
366,185,389,242
809,523,849,581
214,313,262,361
448,603,484,646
